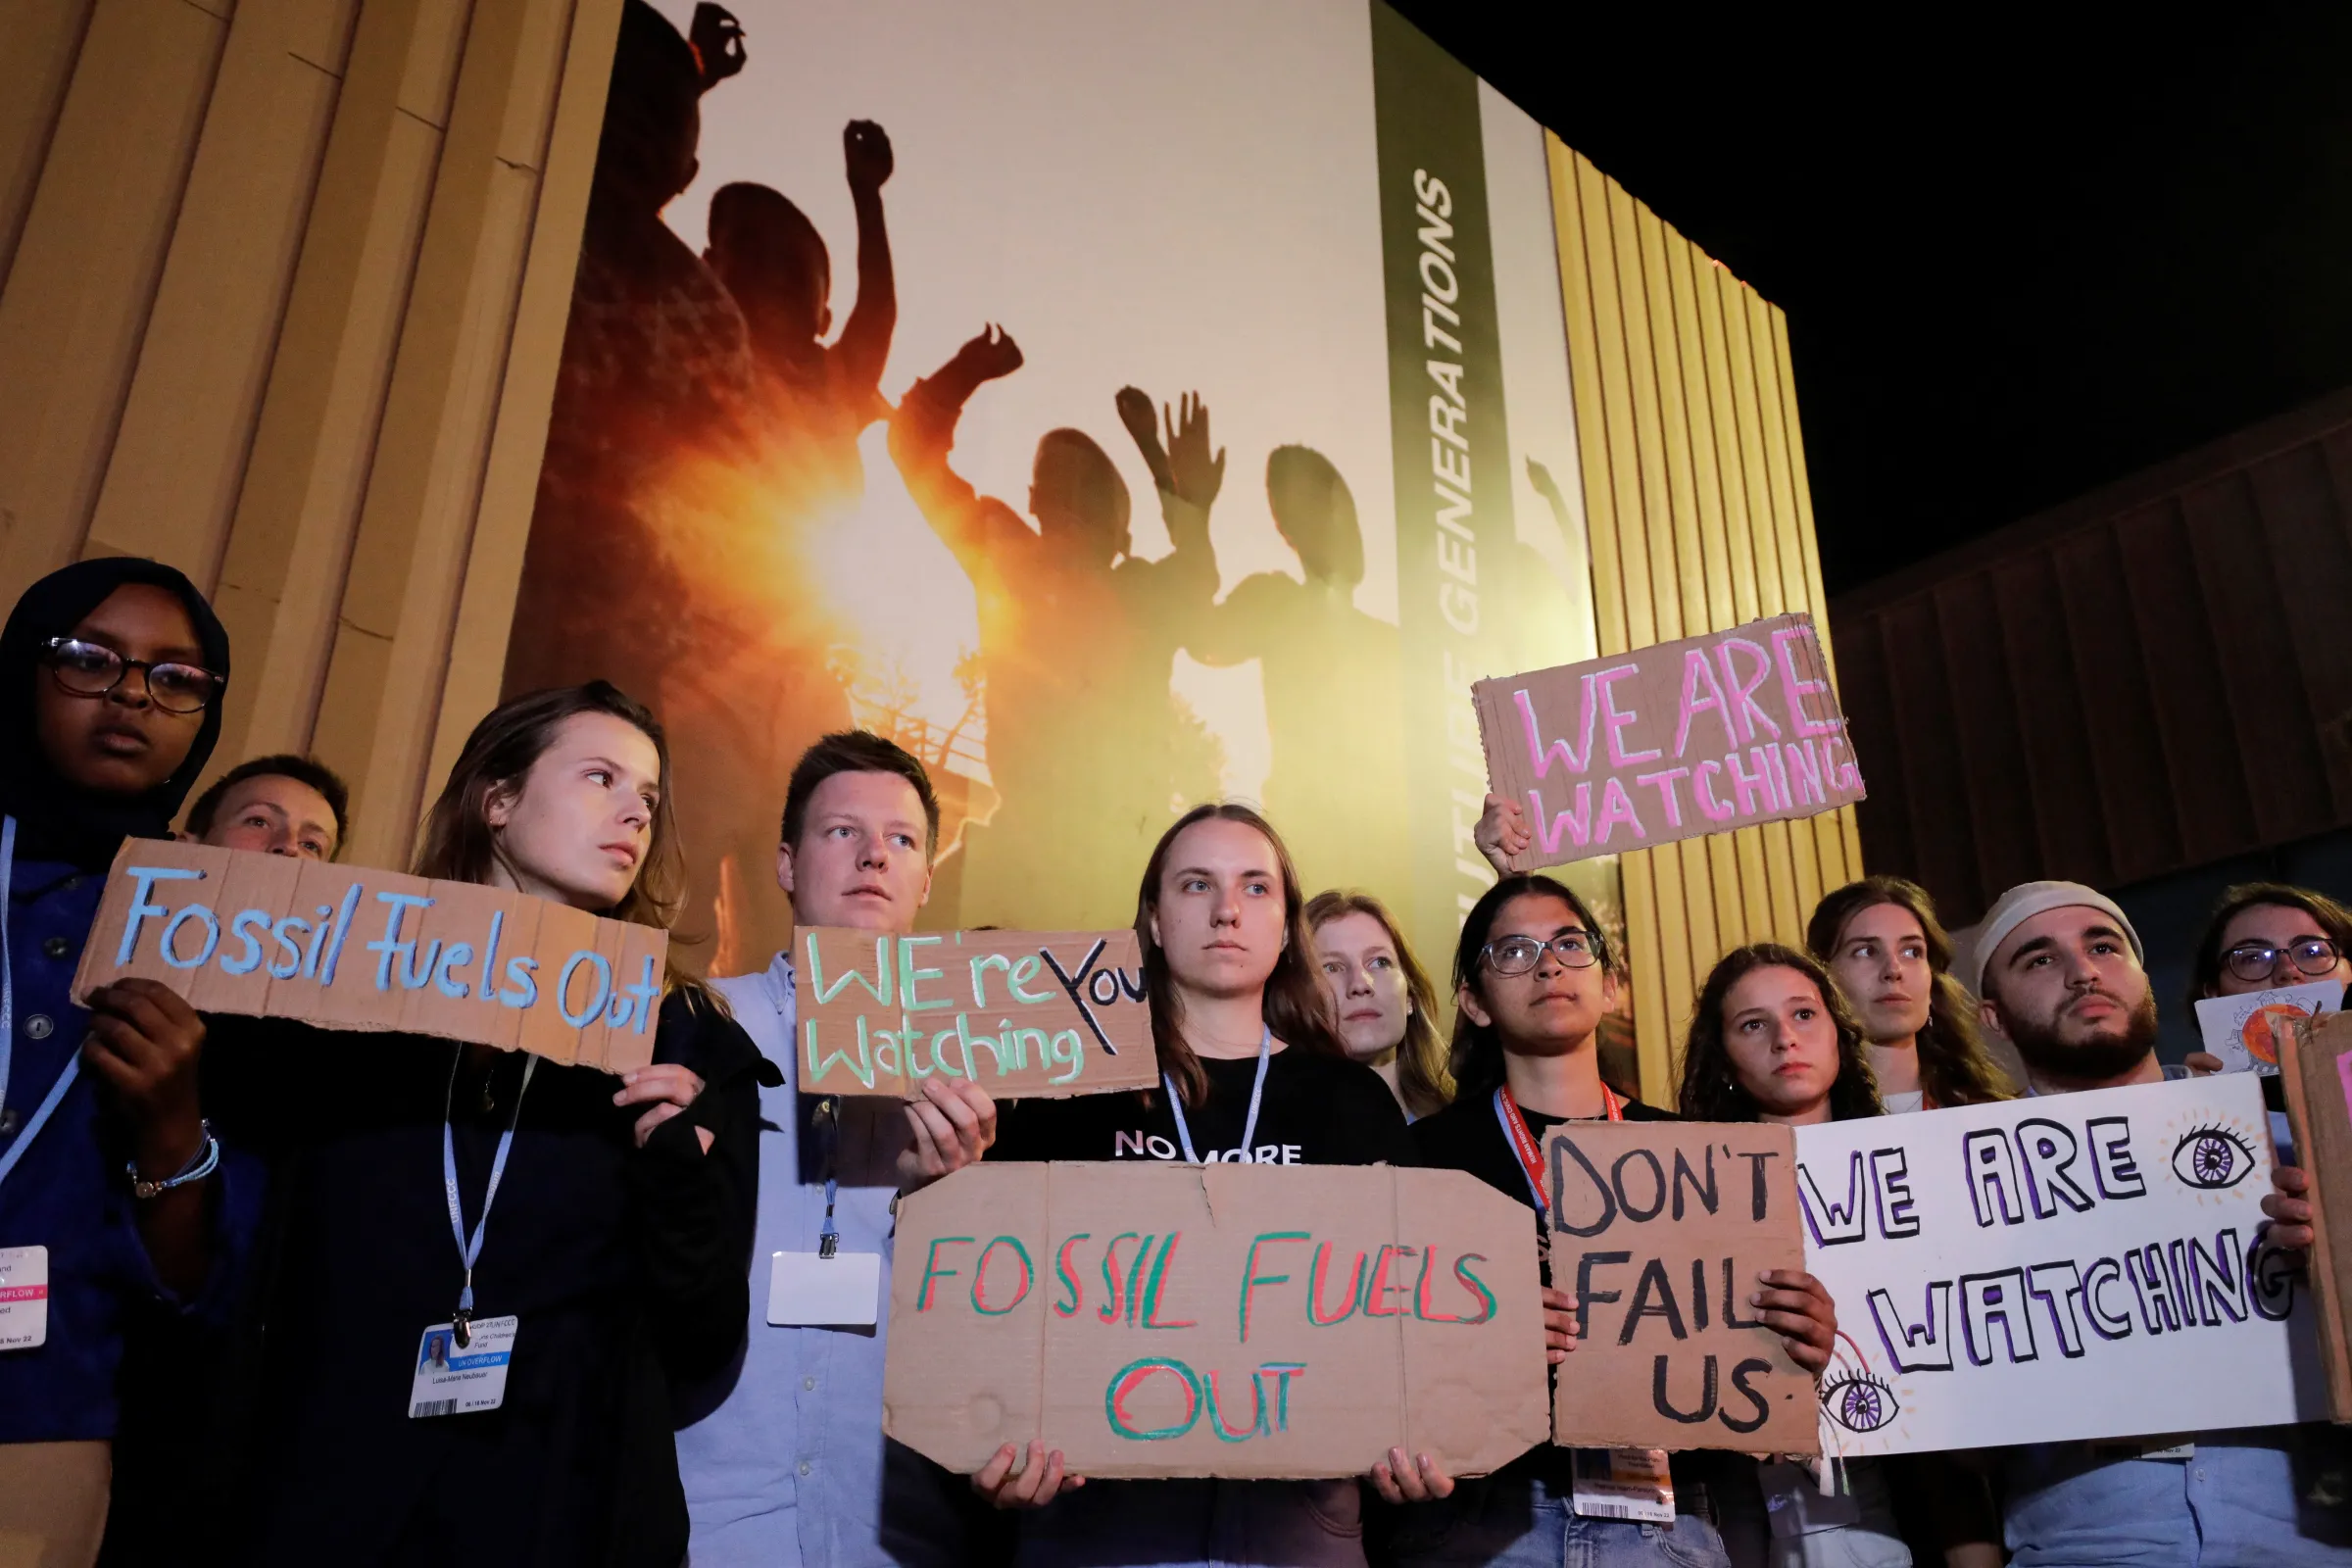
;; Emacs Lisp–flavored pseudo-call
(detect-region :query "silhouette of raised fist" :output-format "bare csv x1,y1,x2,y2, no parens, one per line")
690,4,747,91
951,324,1024,384
845,120,894,192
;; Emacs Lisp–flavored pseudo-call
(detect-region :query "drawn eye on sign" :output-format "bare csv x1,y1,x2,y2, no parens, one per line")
1817,1333,1902,1436
2169,1122,2259,1191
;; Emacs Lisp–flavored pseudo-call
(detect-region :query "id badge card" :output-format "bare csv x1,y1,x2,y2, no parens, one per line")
1759,1459,1863,1539
0,1247,48,1350
1570,1446,1676,1523
767,1250,881,1326
409,1316,517,1418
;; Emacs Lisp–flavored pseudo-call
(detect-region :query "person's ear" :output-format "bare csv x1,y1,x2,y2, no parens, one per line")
1148,909,1162,951
776,841,796,899
1978,994,2008,1044
916,859,934,909
1456,982,1493,1031
1600,969,1621,1012
484,782,517,831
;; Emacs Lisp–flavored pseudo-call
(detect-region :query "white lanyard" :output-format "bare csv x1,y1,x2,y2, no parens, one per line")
0,815,83,1190
1163,1028,1272,1164
440,1046,537,1343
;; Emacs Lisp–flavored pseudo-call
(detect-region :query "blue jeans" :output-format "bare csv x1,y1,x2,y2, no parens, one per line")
1013,1477,1366,1567
1383,1472,1730,1568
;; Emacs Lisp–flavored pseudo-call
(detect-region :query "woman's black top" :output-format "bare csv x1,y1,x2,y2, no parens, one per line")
994,1047,1418,1166
207,990,770,1568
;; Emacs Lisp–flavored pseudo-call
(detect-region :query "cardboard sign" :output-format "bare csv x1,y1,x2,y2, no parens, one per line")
1795,1075,2328,1456
2195,980,2342,1076
882,1161,1548,1479
1472,612,1864,870
72,841,665,1073
798,927,1156,1098
1544,1121,1817,1453
2278,1013,2352,1421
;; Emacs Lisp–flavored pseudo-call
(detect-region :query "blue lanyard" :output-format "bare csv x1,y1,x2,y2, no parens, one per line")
813,1095,841,1257
1163,1028,1272,1163
0,815,83,1191
440,1046,536,1334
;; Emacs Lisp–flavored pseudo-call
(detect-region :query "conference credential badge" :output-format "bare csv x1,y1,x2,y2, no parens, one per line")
768,1250,881,1327
0,1247,48,1349
409,1315,517,1417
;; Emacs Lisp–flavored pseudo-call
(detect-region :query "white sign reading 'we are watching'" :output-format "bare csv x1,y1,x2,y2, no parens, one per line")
1793,1075,2330,1456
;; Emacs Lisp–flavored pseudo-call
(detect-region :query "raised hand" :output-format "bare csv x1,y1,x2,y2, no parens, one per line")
1542,1284,1580,1365
1750,1268,1837,1375
949,324,1024,386
1527,456,1564,505
844,120,894,193
1161,392,1225,510
1116,387,1174,493
689,4,747,90
1474,792,1531,873
2263,1163,2315,1253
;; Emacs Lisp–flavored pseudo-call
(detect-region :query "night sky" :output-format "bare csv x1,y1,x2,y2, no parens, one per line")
1392,4,2352,596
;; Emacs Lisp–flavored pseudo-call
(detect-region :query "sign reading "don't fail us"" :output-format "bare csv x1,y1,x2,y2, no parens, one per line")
73,840,666,1072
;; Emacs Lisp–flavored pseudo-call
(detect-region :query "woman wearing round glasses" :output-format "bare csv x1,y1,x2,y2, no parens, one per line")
0,560,254,1563
2188,882,2352,1009
1392,874,1838,1568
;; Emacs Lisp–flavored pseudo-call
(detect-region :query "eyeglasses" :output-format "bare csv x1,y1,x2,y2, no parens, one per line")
42,638,222,713
2224,938,2343,985
1482,932,1602,976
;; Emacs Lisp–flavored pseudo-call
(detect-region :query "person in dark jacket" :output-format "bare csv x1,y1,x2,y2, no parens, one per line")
210,681,773,1567
0,558,260,1566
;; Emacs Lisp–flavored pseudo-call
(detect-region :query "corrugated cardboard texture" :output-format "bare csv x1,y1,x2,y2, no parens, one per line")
1474,612,1864,871
883,1162,1547,1478
1545,1120,1817,1454
799,927,1156,1099
72,840,665,1072
2281,1014,2352,1421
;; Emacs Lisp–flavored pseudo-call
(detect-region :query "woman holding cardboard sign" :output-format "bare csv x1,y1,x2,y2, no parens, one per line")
986,803,1420,1565
1395,876,1838,1568
205,683,774,1567
0,559,262,1566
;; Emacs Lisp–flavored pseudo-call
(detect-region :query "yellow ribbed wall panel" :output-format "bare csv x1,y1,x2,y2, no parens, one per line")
0,0,612,866
1544,137,1862,1102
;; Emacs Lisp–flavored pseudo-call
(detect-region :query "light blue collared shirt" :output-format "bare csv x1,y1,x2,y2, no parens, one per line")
675,952,970,1567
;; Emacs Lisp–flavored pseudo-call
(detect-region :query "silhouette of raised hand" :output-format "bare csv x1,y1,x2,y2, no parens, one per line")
690,4,747,90
1116,387,1175,493
845,120,894,193
950,324,1024,384
1526,457,1566,508
1162,393,1225,510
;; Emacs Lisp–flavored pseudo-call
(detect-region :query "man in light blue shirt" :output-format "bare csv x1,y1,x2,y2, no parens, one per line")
677,731,999,1566
1967,880,2352,1568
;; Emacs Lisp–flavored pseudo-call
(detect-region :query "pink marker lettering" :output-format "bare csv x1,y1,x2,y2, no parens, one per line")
1515,680,1600,778
1673,649,1738,760
1694,760,1734,821
1595,777,1647,844
1636,767,1692,829
1527,785,1594,856
1596,664,1661,766
1784,742,1824,808
1771,625,1839,738
1713,638,1782,744
1725,749,1776,816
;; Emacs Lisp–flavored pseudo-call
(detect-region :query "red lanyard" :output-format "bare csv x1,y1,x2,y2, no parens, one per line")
1494,1082,1620,1215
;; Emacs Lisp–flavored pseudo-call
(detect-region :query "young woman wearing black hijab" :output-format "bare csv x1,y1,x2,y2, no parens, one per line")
0,559,258,1564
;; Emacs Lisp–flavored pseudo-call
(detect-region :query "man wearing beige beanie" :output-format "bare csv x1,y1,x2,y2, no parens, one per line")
1965,879,2352,1566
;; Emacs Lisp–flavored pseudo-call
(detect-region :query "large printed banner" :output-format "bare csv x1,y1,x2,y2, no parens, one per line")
1474,613,1864,871
506,0,1621,1013
797,926,1155,1097
1794,1075,2328,1456
1544,1121,1817,1453
73,841,665,1072
883,1162,1547,1478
